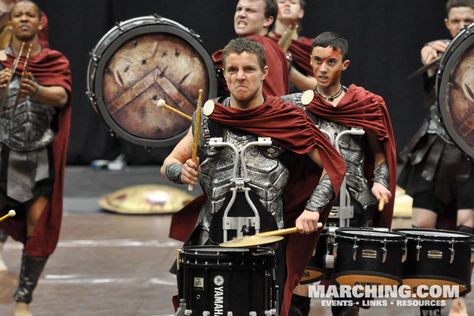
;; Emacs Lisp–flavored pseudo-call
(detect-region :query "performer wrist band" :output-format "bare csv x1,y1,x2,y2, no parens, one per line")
373,161,389,188
305,174,334,212
165,163,183,184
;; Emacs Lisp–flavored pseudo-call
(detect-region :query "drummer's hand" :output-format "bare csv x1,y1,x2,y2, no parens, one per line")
421,40,448,65
0,68,11,87
296,210,320,234
19,73,39,97
371,182,392,212
180,158,199,186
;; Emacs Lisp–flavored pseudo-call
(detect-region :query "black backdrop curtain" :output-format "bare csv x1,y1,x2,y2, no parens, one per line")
34,0,449,165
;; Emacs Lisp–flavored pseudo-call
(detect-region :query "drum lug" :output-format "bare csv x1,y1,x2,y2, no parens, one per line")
450,238,455,264
115,21,125,32
416,237,422,262
89,50,99,63
333,242,338,259
381,239,387,264
152,13,163,22
352,238,359,261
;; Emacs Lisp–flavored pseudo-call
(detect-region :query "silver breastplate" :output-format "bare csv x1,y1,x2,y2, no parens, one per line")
281,93,376,208
313,117,376,208
198,116,289,231
0,76,56,151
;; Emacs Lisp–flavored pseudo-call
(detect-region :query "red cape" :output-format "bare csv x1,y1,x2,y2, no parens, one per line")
270,34,313,76
0,48,72,256
212,35,289,97
305,84,397,228
169,96,345,316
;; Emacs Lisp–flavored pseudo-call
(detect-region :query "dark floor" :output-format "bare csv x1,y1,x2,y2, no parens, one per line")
0,166,472,315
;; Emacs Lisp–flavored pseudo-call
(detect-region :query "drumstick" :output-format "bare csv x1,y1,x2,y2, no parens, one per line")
378,198,385,211
257,223,323,237
155,99,192,121
0,210,16,223
188,89,203,191
0,41,25,110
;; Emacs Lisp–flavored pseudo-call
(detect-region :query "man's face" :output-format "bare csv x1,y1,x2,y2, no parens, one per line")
310,46,349,89
10,1,42,41
224,52,268,106
234,0,273,36
277,0,303,24
445,6,474,38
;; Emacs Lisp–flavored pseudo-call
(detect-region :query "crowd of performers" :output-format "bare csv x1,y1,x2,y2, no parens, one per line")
0,0,471,316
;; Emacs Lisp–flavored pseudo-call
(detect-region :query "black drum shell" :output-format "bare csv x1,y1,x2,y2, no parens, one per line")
394,228,473,294
177,246,276,315
334,228,405,286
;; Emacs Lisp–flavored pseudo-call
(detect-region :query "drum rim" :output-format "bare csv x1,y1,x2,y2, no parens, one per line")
437,23,474,159
393,228,473,241
87,15,217,148
335,227,406,241
180,245,275,254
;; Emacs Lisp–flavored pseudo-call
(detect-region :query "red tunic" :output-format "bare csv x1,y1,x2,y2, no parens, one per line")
169,96,345,316
305,84,397,228
212,35,289,97
271,33,313,76
0,48,72,257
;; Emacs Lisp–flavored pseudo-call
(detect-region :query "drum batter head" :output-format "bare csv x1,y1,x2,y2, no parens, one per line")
438,24,474,158
87,15,217,147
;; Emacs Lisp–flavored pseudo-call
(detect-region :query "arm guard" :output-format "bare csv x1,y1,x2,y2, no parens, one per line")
165,162,183,184
305,174,334,213
373,161,389,188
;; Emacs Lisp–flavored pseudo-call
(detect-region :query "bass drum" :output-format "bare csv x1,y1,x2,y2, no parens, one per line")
86,15,217,148
437,23,474,158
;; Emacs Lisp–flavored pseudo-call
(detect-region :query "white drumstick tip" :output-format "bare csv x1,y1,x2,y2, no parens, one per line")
156,99,166,107
8,210,15,217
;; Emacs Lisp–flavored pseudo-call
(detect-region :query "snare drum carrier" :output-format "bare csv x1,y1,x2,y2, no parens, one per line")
86,15,217,148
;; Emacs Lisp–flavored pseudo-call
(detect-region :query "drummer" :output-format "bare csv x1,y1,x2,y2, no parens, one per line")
0,1,72,315
162,37,345,315
269,0,317,92
212,0,289,97
282,31,397,316
398,0,474,315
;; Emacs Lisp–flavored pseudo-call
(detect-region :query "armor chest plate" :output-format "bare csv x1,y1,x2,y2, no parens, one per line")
198,119,289,230
0,76,56,151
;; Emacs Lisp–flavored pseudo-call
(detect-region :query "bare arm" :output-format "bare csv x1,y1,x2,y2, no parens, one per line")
160,127,199,185
420,40,449,77
22,73,68,108
289,67,317,91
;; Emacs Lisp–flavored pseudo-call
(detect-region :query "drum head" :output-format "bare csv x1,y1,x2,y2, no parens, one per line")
438,24,474,158
87,16,217,147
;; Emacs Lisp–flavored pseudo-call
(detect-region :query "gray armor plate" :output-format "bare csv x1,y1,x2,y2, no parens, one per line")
197,114,289,232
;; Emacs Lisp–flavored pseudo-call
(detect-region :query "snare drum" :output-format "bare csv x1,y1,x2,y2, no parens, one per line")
87,15,217,148
394,228,473,295
177,246,277,315
334,228,406,286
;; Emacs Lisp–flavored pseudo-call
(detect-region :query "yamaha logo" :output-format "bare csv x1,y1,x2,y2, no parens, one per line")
214,275,224,286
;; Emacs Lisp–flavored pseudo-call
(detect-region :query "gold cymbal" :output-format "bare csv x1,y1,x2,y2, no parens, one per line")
219,235,284,248
99,184,193,215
